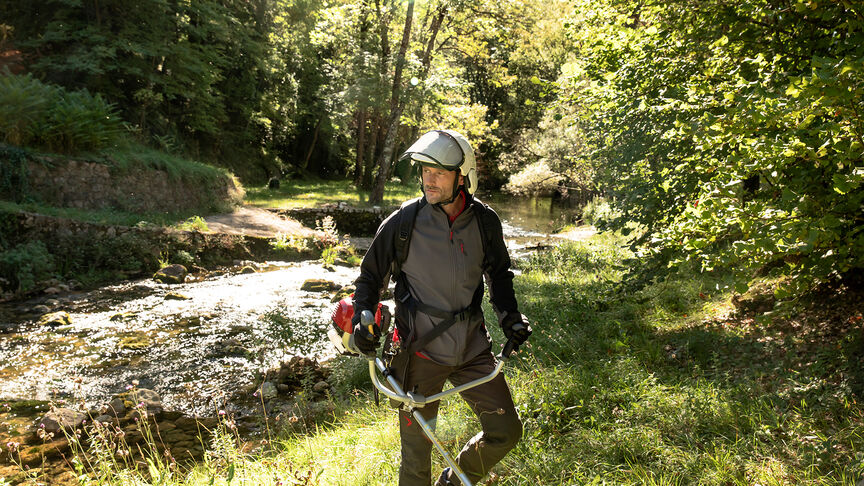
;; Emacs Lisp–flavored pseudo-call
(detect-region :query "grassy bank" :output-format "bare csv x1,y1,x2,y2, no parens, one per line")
245,178,420,209
13,231,860,485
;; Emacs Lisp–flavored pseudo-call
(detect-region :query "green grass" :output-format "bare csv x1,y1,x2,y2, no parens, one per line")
0,200,212,228
19,231,864,485
245,178,421,209
102,141,236,185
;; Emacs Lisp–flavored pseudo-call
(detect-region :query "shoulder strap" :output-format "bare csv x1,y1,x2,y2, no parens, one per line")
472,199,498,270
392,197,423,276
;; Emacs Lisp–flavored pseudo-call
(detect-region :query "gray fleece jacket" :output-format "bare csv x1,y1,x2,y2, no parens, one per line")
353,193,520,366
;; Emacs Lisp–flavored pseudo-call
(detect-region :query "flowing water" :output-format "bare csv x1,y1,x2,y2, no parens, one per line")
0,196,584,415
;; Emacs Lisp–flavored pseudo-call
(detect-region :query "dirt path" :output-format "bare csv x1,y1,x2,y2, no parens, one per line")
203,206,316,238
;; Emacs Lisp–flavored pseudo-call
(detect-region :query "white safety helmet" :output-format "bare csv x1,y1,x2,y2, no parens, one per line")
400,130,478,196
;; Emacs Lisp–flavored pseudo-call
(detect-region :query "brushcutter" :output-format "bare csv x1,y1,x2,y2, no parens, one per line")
332,296,520,486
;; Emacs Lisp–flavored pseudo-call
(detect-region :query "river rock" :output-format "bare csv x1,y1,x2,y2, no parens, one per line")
260,381,278,400
313,381,330,393
37,407,86,436
38,311,71,327
110,312,137,322
240,266,257,274
165,291,191,300
31,304,51,314
107,397,126,416
127,388,163,414
153,264,188,284
44,287,61,295
301,279,341,292
331,285,355,303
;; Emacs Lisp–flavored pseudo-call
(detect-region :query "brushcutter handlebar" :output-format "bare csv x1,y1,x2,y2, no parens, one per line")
366,337,518,410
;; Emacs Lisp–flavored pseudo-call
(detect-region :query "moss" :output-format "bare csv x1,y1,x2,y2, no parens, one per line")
118,332,152,350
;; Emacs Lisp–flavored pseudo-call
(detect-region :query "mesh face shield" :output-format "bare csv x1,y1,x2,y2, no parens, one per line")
401,131,465,170
400,129,478,195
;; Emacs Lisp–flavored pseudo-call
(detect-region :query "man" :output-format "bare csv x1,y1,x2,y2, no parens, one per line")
351,129,532,485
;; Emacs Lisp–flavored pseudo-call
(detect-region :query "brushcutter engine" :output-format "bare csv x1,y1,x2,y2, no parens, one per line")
329,296,390,356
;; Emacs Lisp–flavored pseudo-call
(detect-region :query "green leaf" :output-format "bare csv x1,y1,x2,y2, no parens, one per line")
735,281,749,294
227,464,235,483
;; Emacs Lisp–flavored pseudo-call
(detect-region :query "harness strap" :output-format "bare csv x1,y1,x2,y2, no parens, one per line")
399,288,481,355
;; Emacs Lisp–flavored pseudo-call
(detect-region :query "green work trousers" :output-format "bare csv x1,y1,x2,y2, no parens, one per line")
397,350,523,485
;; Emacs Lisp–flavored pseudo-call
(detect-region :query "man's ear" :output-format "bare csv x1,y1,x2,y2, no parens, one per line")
457,173,464,186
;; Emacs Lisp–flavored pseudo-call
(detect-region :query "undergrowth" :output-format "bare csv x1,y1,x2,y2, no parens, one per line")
10,231,863,485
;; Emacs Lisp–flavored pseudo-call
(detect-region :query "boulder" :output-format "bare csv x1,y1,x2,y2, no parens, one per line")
301,279,341,292
37,407,86,436
107,397,126,416
153,264,188,284
38,311,71,327
127,388,163,414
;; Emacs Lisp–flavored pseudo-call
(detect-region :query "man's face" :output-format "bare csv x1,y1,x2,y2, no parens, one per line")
422,166,462,204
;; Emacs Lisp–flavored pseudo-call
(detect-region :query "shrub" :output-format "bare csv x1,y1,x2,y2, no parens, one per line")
0,240,56,292
503,161,562,197
0,73,125,154
581,197,620,226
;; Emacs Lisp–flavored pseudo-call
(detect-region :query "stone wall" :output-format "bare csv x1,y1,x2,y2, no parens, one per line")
277,206,394,236
0,209,314,295
22,157,243,214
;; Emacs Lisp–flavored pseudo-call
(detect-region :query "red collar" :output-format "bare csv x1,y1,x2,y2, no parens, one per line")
448,190,466,224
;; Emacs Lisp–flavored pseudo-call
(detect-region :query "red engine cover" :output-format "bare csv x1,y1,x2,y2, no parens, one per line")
330,295,383,334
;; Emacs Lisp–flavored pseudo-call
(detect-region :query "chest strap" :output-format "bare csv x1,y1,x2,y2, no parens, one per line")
398,289,481,355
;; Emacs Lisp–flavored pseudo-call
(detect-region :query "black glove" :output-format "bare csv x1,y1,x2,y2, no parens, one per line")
502,312,532,347
351,311,380,355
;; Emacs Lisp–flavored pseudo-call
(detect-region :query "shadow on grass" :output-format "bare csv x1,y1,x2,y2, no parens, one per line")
507,242,864,483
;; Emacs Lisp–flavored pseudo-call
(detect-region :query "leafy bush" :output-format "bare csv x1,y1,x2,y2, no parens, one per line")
503,161,562,196
0,240,56,292
580,197,620,227
566,0,864,300
0,73,125,153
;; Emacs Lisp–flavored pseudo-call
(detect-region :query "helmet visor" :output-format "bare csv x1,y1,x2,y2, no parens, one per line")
401,131,464,170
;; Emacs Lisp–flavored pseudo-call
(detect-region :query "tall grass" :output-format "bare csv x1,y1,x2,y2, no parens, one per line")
30,231,864,485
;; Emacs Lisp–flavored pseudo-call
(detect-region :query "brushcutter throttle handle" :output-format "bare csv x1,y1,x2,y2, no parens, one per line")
500,322,526,359
360,309,376,336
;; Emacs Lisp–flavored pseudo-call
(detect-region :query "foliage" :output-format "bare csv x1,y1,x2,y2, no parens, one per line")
565,0,864,300
0,240,55,292
0,73,124,154
502,161,562,196
580,197,620,227
173,216,210,233
3,0,574,186
270,233,310,253
0,144,30,202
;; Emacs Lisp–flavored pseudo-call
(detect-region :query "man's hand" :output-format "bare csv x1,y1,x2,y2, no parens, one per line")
352,312,380,355
502,312,532,347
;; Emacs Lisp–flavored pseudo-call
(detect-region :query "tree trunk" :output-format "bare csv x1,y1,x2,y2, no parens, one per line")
362,111,379,188
353,110,367,186
301,118,322,171
407,4,447,144
369,0,414,205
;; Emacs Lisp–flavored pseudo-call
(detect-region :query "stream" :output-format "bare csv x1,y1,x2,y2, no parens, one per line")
0,196,585,416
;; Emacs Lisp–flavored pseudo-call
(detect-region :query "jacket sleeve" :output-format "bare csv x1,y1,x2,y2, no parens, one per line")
352,210,399,314
482,207,520,322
